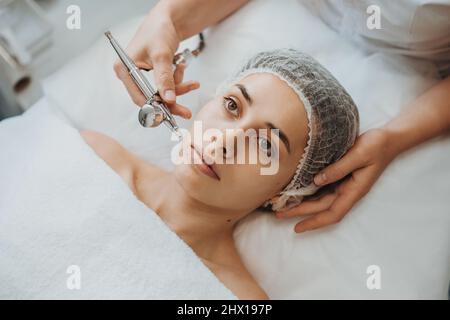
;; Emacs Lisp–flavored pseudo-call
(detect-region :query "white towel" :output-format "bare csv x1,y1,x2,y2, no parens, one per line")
0,100,236,300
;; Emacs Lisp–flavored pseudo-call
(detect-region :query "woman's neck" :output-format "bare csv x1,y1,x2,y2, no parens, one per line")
136,170,248,264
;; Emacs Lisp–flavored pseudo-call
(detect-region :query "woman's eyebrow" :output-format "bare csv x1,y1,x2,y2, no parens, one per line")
233,84,290,154
265,122,291,154
235,84,253,105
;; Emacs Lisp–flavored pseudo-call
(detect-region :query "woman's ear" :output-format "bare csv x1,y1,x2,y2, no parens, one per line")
268,195,281,205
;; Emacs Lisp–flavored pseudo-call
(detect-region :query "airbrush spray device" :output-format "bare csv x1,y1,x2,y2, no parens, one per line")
105,31,180,139
105,31,204,140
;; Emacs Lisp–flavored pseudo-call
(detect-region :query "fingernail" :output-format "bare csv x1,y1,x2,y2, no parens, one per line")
314,172,326,185
164,90,175,101
295,226,304,233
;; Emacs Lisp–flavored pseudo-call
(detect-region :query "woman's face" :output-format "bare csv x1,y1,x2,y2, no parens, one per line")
174,73,308,213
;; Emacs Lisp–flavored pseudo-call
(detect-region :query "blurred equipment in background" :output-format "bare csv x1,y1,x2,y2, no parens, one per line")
0,0,52,119
0,0,155,121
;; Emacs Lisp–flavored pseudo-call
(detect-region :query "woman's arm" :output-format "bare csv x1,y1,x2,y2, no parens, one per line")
383,76,450,156
277,77,450,233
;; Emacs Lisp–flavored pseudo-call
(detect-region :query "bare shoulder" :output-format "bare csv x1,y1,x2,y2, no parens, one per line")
80,130,165,193
208,260,269,300
229,265,269,300
80,130,136,190
81,130,130,165
204,243,269,300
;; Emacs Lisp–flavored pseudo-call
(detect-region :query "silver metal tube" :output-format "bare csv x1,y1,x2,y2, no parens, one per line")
105,31,156,99
105,31,180,136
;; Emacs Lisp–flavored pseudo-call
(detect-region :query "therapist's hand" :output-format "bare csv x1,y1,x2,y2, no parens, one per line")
277,76,450,234
113,10,196,119
276,128,398,233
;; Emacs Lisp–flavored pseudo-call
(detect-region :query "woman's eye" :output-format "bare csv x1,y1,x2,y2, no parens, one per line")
222,97,239,118
258,137,272,157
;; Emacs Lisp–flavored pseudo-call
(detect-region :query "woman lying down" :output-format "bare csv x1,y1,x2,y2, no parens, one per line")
0,49,359,299
82,49,359,298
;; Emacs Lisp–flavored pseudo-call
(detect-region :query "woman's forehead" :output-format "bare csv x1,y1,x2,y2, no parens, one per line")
237,73,308,150
238,73,302,109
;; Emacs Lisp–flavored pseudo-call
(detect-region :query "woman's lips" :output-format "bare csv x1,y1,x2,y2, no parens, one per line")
190,144,220,181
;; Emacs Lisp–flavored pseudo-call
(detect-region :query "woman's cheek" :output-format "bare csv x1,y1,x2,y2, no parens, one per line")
234,164,275,195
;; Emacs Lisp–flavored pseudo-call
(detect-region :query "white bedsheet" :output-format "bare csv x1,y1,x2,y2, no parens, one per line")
0,100,236,300
34,0,450,298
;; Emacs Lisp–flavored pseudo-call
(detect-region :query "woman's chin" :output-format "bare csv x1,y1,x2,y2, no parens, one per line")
174,164,215,195
174,164,270,212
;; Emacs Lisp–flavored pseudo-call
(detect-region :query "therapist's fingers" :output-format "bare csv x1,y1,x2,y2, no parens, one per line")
163,81,199,119
174,63,186,85
276,192,338,218
175,80,200,96
165,100,192,119
114,60,149,107
294,170,369,233
151,50,177,104
170,103,192,119
313,143,367,187
166,79,199,119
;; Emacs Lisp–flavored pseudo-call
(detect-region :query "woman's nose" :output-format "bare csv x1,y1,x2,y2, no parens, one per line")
203,130,238,161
